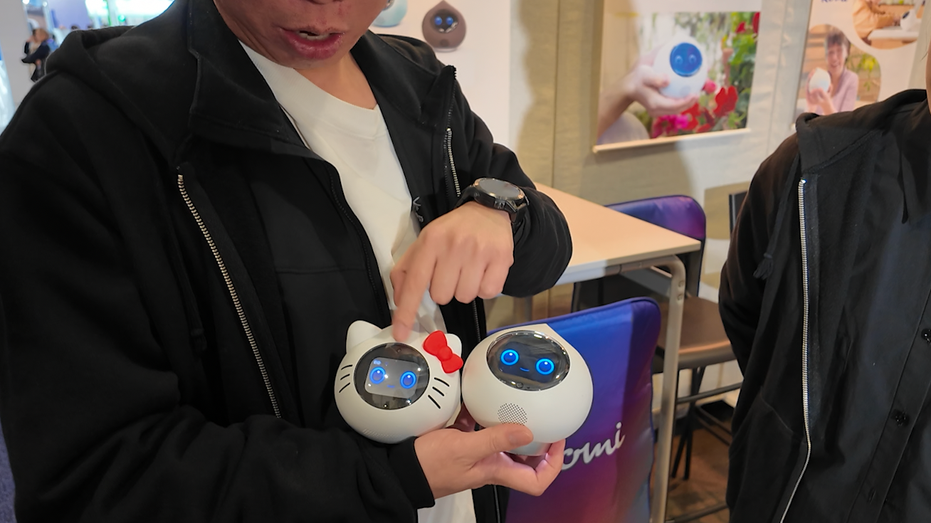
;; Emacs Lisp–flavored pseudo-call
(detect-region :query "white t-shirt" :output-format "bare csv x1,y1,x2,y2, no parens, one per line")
242,44,474,523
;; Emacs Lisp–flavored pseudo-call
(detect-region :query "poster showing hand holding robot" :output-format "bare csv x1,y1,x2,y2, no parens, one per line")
370,0,511,147
596,0,762,151
795,0,923,121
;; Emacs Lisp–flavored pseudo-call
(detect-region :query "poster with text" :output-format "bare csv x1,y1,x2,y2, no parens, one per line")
796,0,923,121
369,0,511,147
596,0,762,152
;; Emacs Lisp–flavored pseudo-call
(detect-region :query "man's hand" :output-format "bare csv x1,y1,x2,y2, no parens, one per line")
414,422,566,499
391,201,513,341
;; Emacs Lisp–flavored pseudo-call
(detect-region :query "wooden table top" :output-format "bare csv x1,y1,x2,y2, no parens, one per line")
536,184,701,285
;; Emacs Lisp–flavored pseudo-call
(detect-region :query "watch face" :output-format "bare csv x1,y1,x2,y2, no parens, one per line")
476,178,523,201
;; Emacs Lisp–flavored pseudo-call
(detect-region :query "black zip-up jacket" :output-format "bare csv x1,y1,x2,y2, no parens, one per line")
721,90,931,522
0,0,572,521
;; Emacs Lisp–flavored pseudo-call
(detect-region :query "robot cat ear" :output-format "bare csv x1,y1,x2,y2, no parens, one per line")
345,321,385,353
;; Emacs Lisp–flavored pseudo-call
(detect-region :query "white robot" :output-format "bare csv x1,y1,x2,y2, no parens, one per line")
808,67,831,94
334,321,462,444
372,0,407,28
901,6,921,32
652,35,708,99
462,324,593,456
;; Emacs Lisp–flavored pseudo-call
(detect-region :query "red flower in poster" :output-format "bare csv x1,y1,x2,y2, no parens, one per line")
713,86,738,119
651,114,690,138
682,103,702,131
736,21,746,33
702,80,718,94
752,12,760,34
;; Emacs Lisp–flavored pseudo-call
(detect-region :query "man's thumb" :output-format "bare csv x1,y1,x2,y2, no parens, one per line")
475,424,534,457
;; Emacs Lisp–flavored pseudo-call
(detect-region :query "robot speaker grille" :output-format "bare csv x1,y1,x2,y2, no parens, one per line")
497,403,529,425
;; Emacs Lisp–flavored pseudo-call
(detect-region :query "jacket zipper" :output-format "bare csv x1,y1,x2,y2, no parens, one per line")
177,173,282,419
446,126,462,198
780,178,812,523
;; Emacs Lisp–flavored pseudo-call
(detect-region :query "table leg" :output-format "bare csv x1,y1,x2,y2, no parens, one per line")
514,295,534,323
648,255,686,523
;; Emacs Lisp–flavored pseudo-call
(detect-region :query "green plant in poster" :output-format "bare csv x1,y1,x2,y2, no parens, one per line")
847,52,879,93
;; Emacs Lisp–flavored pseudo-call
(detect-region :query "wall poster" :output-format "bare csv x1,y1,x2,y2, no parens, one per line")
796,0,923,121
596,0,762,152
369,0,512,147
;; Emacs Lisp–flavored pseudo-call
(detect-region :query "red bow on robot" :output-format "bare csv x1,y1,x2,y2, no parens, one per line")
423,331,463,374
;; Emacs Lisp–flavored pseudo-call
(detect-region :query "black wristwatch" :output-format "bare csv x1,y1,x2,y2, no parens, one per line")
456,178,529,223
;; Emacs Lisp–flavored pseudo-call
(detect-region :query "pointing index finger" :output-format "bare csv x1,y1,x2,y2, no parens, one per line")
391,245,437,341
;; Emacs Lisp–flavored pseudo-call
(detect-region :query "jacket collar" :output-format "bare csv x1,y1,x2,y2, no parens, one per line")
46,0,457,164
185,0,308,155
185,0,453,152
896,99,931,223
796,89,931,222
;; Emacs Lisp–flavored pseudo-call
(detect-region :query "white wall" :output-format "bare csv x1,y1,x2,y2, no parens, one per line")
0,0,35,106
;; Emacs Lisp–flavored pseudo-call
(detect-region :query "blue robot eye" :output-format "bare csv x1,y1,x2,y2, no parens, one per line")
536,358,554,375
369,367,386,385
446,16,454,26
400,371,418,389
501,349,519,366
435,16,443,26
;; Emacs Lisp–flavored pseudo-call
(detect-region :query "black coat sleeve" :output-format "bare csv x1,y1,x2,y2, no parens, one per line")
0,78,429,523
719,135,799,371
449,82,572,298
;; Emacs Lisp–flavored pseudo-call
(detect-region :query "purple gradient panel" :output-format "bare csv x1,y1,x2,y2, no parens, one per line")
608,196,706,241
503,298,660,523
0,419,13,522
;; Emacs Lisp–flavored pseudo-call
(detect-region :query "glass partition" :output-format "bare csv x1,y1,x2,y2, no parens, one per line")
85,0,170,27
0,56,14,132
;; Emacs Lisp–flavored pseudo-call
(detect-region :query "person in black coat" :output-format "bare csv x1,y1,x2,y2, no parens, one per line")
721,38,931,522
0,0,572,521
21,28,51,82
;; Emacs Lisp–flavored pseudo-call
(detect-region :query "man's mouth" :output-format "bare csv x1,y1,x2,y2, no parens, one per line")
297,30,333,41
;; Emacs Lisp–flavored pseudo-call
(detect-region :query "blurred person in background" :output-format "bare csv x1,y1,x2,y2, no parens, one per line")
805,29,857,116
21,28,53,82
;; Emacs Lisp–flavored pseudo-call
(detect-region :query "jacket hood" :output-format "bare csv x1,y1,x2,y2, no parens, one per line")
795,89,927,174
44,0,457,166
752,89,929,280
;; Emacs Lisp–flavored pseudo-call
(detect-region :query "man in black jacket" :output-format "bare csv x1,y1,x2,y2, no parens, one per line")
0,0,572,521
721,41,931,522
21,28,52,82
